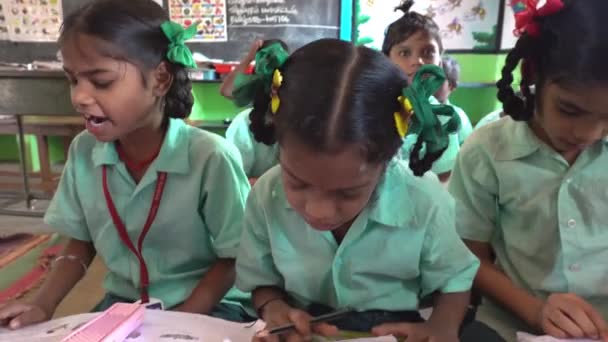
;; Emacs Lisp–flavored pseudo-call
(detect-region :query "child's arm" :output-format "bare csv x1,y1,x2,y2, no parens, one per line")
372,292,469,341
219,40,263,98
466,240,543,328
173,259,236,314
0,238,95,329
427,291,470,332
466,240,608,340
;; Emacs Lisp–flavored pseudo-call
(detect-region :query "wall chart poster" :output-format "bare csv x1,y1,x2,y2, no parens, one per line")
169,0,228,42
501,0,519,50
0,2,8,40
355,0,501,52
2,0,62,42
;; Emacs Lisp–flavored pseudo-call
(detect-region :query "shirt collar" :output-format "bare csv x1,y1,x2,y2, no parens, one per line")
92,118,190,174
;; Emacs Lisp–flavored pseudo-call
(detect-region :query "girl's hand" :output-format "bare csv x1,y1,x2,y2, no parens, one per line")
0,301,51,329
372,322,458,342
244,39,264,64
254,300,338,342
538,293,608,341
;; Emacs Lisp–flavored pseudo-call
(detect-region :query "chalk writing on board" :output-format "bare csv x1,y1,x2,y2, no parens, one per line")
228,0,338,29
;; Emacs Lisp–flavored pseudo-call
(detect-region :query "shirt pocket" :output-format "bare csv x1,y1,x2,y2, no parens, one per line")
348,230,422,282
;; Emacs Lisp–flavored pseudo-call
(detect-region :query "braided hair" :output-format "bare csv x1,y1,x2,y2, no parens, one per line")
497,0,608,121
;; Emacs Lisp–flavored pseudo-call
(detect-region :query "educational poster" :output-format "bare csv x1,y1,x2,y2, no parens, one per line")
500,0,520,50
2,0,63,42
355,0,501,52
168,0,228,42
0,2,8,40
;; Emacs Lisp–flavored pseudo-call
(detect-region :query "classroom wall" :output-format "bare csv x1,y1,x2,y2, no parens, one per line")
0,0,511,167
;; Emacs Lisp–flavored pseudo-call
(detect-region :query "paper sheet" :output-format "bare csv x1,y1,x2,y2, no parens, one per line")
0,310,265,341
517,332,599,342
0,310,401,341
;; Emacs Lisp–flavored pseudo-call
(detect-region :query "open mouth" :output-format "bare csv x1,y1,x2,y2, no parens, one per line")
83,114,109,126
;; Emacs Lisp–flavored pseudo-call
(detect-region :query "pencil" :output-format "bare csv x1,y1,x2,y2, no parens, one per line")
255,307,354,337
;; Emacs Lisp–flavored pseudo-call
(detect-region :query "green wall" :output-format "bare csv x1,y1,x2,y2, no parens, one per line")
449,54,506,123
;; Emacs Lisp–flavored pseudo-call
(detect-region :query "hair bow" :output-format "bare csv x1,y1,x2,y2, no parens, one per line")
513,0,565,37
160,21,198,69
397,64,460,155
232,42,289,108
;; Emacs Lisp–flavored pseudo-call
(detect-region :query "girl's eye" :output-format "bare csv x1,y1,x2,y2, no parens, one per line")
92,80,113,89
399,50,411,57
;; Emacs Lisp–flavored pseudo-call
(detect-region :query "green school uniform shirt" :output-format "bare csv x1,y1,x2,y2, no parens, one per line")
449,117,608,341
236,160,479,312
45,118,251,309
474,109,504,130
225,109,279,178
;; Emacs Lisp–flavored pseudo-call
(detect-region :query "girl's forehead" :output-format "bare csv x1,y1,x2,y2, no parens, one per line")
61,34,125,72
397,30,439,48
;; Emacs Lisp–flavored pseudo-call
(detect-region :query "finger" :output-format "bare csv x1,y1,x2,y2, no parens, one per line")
288,311,312,337
549,309,584,338
565,305,600,339
582,303,608,338
312,323,338,337
372,322,413,337
544,319,569,339
253,333,278,342
285,332,307,342
0,303,31,321
8,308,46,330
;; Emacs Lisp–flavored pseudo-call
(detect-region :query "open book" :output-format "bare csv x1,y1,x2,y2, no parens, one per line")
0,310,396,341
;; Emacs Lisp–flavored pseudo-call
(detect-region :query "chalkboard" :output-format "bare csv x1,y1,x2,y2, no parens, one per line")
0,0,342,64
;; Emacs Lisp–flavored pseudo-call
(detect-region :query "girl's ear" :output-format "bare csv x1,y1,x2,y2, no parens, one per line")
151,61,173,97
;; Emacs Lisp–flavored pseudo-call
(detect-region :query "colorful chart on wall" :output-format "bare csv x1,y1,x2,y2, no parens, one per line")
355,0,502,52
168,0,228,42
0,2,8,40
500,0,520,50
1,0,62,42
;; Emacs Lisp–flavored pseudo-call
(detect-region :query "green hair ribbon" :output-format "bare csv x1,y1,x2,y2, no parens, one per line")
402,64,461,154
232,42,289,107
160,21,198,69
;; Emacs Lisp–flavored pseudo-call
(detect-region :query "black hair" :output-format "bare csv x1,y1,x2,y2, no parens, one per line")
261,39,289,53
249,38,438,176
497,0,608,121
441,55,460,88
382,0,443,56
59,0,193,119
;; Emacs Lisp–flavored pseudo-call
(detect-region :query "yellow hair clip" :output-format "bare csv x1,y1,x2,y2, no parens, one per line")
271,69,283,114
394,112,409,138
394,96,414,138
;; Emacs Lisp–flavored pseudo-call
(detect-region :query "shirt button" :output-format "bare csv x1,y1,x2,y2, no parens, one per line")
567,219,576,228
569,263,581,272
566,178,572,184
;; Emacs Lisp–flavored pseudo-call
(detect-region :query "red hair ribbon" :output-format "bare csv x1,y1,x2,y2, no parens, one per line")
513,0,565,37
